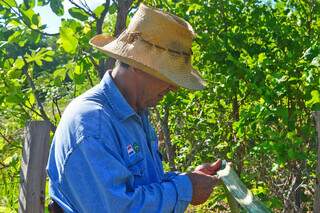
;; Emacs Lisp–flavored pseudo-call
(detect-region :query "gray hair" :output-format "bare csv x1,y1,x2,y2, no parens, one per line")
115,60,129,69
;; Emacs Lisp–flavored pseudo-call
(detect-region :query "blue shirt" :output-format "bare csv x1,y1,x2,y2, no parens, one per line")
46,71,193,213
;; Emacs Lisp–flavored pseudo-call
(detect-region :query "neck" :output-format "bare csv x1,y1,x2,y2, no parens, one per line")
111,66,140,112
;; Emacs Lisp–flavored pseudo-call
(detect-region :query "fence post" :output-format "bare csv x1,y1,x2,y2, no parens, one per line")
18,121,51,213
313,111,320,213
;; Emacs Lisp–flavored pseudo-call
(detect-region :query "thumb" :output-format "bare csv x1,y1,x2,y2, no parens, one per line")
207,159,222,174
211,175,221,185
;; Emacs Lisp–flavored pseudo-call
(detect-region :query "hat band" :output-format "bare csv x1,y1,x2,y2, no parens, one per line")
126,32,193,57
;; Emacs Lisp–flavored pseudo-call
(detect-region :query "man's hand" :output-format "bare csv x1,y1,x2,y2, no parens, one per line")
187,159,222,205
194,159,222,176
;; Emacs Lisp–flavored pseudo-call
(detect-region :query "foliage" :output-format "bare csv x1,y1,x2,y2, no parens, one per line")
0,0,320,212
149,0,320,211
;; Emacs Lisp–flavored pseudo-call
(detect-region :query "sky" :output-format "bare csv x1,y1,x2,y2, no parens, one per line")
17,0,106,34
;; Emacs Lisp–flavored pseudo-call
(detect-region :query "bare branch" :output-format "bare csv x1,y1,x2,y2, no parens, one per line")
80,0,94,16
21,60,56,132
19,101,43,118
53,98,62,119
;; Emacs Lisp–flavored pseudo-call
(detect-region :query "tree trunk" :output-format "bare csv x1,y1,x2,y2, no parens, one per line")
313,111,320,213
100,0,134,78
19,121,50,213
155,107,176,171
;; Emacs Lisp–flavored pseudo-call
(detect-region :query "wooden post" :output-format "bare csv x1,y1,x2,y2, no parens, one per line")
19,121,51,213
313,111,320,213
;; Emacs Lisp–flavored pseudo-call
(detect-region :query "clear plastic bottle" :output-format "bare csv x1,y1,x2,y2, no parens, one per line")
217,160,271,213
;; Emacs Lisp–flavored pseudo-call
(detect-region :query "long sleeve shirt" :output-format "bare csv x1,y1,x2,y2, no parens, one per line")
46,71,193,213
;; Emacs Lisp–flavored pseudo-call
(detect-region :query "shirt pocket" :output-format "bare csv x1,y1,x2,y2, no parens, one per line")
122,141,145,175
127,158,145,189
128,159,145,177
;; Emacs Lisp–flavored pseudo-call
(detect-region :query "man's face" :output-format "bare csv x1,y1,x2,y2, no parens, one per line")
135,69,178,109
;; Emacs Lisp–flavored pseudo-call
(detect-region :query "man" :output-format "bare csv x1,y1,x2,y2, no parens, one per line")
47,4,221,213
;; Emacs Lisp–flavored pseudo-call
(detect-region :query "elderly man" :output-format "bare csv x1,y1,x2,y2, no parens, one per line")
47,4,221,213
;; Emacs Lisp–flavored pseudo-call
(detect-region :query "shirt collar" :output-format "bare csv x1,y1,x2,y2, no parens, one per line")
100,71,136,121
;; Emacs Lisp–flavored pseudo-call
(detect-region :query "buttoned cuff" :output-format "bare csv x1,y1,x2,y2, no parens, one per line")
172,173,193,212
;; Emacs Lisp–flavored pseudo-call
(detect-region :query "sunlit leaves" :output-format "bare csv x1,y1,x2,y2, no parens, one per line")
53,68,67,82
306,90,320,109
13,57,24,69
0,0,17,8
20,8,39,28
58,26,78,53
93,5,104,18
25,48,54,66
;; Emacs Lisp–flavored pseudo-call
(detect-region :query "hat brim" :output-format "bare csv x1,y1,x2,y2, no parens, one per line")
89,34,205,90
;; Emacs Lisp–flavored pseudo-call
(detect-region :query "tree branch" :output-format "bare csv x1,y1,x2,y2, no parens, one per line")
69,0,97,19
96,0,110,34
0,129,22,149
0,161,10,170
87,55,101,76
19,102,42,118
21,60,56,132
80,0,95,16
53,98,62,119
0,130,12,144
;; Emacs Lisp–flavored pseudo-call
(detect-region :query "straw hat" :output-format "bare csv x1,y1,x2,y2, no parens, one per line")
89,3,205,90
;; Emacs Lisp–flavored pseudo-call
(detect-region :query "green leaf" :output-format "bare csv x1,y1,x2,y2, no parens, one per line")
0,0,17,7
8,68,22,78
58,27,78,53
23,0,35,9
53,68,67,81
13,57,25,69
109,3,117,14
32,14,40,26
68,7,89,21
93,5,104,18
25,48,53,66
18,39,28,47
38,0,50,6
28,92,36,106
20,8,38,27
306,90,320,107
258,52,266,64
74,65,81,75
311,55,320,67
30,30,41,45
50,0,64,16
8,31,22,42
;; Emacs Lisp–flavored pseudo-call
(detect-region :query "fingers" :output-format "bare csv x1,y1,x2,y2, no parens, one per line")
211,175,221,185
194,159,223,176
205,159,222,175
210,159,222,171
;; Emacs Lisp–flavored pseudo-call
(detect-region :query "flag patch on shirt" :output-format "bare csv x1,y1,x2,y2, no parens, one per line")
127,144,135,157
